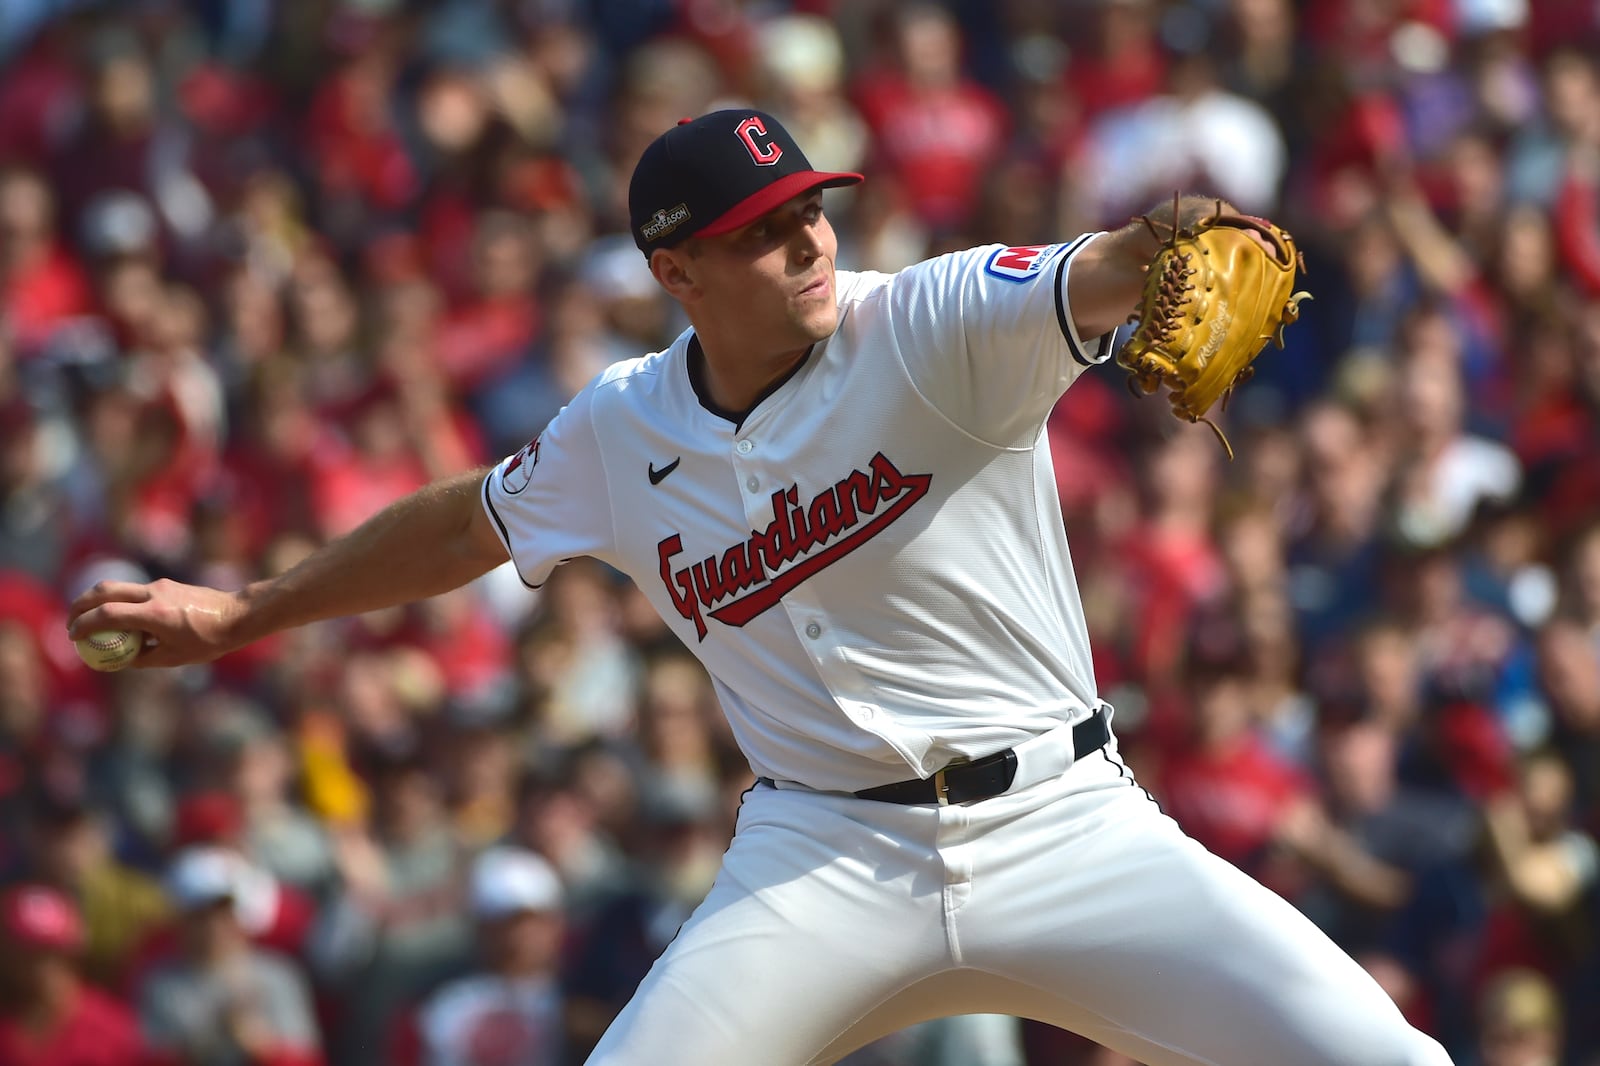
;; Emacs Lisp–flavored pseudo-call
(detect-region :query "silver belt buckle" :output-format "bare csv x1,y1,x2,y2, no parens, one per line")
933,755,969,806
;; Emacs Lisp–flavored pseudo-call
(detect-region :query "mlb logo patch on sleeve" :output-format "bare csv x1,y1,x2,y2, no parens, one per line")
983,243,1066,283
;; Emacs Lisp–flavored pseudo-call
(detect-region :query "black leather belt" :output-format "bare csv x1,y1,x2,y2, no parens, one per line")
848,705,1112,807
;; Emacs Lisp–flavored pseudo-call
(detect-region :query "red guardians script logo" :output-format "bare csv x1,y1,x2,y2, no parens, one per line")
658,452,931,641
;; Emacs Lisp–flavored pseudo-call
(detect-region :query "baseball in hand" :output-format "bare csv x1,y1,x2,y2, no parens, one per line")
74,630,143,672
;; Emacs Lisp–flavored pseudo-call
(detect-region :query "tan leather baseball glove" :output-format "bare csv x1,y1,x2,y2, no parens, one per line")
1116,199,1311,458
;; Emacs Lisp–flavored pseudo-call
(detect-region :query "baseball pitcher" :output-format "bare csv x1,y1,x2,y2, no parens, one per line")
70,111,1453,1066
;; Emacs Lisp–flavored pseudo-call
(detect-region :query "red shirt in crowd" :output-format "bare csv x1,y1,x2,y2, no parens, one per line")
0,570,101,714
1302,0,1452,63
0,37,80,164
1115,526,1227,682
1159,733,1312,878
1528,0,1600,55
308,439,432,541
1,245,94,355
0,986,149,1066
853,74,1007,230
1555,166,1600,300
434,297,540,395
404,607,514,703
304,60,418,212
1064,44,1165,123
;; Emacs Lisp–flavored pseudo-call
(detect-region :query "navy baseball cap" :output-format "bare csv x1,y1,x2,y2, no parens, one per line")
628,109,863,256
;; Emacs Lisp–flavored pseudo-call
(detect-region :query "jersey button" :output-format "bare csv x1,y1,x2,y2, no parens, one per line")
735,439,754,455
745,476,759,492
804,622,822,639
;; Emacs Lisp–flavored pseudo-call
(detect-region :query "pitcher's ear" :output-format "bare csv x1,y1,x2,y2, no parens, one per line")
650,247,699,298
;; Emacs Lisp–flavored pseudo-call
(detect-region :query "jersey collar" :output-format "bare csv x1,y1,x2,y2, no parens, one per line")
685,334,816,432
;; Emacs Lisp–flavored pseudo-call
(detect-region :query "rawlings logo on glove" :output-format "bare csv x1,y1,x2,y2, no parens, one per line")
1117,197,1311,459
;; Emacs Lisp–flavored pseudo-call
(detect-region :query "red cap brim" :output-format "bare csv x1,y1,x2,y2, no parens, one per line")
695,171,863,238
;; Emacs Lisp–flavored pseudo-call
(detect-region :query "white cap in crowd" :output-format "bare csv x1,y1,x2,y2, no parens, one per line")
165,846,278,934
167,846,239,910
469,846,563,921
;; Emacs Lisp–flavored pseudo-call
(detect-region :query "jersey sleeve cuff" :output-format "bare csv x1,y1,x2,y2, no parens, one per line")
481,472,542,589
1053,232,1118,368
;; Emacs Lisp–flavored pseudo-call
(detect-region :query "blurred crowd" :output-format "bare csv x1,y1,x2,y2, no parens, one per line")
1,0,1599,1064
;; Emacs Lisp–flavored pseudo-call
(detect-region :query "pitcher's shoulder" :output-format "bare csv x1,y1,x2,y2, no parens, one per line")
834,268,894,308
575,332,697,425
587,332,689,396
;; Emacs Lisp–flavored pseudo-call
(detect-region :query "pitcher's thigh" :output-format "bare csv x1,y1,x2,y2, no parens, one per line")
971,797,1452,1065
586,797,948,1065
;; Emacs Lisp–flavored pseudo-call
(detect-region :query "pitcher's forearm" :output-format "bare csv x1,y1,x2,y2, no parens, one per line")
230,468,508,645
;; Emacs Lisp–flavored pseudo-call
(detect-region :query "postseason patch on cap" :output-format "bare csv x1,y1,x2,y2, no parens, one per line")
641,203,691,243
983,243,1066,283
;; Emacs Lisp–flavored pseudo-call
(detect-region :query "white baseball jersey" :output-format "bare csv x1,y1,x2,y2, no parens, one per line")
483,234,1116,792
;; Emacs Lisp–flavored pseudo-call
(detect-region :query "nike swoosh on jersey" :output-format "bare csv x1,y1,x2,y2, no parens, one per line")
648,457,681,485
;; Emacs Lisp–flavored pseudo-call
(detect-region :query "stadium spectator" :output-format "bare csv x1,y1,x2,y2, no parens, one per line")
137,848,322,1066
16,781,169,988
0,166,93,356
308,747,470,1065
395,847,568,1066
1478,751,1599,982
508,769,628,920
202,708,337,897
0,884,148,1066
1155,641,1313,892
1474,967,1563,1066
1286,716,1479,950
1080,24,1287,224
565,781,727,1057
852,4,1008,234
1534,619,1600,814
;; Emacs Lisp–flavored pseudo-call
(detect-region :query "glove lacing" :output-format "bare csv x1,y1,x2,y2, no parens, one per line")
1131,197,1239,460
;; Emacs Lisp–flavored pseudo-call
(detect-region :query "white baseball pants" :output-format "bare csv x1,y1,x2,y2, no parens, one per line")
586,727,1455,1066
